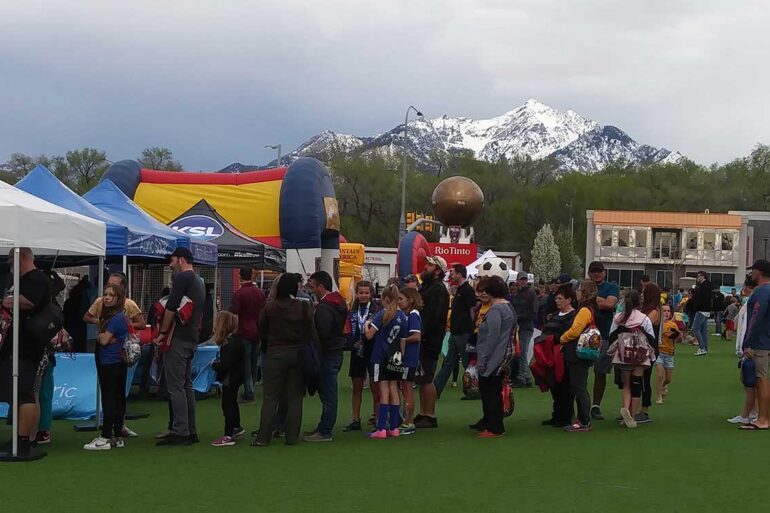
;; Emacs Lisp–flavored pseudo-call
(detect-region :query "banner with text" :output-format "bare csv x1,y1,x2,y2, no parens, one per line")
429,243,478,267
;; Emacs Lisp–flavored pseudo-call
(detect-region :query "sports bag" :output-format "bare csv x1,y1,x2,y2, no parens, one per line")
617,328,651,366
122,319,142,367
576,309,602,361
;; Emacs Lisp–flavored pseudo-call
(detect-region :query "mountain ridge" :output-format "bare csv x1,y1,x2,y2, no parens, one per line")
219,99,684,173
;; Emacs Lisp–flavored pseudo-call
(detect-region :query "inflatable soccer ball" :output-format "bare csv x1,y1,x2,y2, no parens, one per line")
477,257,510,282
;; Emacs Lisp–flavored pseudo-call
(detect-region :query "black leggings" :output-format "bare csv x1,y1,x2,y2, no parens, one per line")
221,384,242,436
98,362,127,439
479,374,505,434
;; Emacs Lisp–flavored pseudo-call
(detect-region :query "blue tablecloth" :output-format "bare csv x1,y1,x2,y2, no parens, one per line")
0,346,219,420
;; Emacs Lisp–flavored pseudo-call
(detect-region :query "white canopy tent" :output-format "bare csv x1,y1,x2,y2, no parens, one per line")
0,181,106,461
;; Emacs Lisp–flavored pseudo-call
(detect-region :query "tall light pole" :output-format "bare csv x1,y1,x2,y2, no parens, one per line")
265,144,282,167
399,105,423,240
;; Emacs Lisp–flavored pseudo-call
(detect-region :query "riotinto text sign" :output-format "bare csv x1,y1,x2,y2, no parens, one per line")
428,243,478,266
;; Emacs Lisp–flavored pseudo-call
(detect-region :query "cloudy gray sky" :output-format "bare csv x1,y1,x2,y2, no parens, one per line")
2,0,768,170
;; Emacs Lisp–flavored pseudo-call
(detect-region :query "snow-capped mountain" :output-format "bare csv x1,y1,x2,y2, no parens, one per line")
224,99,683,173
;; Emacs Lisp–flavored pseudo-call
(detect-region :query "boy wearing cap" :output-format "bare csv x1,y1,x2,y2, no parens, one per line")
740,260,770,430
586,261,619,420
415,255,450,428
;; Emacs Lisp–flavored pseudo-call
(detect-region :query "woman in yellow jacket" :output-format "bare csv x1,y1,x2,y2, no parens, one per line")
559,280,599,432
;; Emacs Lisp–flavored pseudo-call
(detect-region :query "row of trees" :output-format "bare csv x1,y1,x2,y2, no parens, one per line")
4,139,769,276
1,147,182,193
331,143,770,275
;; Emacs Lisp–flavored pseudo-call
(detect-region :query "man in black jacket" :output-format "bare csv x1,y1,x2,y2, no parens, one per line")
510,272,538,387
687,271,712,356
305,271,349,442
434,264,476,397
415,256,450,429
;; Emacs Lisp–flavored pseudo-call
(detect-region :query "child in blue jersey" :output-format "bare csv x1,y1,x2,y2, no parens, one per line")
364,284,408,439
84,284,129,451
398,287,423,435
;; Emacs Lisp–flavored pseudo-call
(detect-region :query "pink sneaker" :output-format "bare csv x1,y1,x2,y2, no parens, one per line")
387,429,400,438
368,429,387,439
210,435,235,447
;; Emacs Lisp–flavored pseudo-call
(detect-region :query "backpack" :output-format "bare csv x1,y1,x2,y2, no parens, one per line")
576,308,602,361
462,360,480,399
616,328,651,365
122,319,142,367
27,302,64,348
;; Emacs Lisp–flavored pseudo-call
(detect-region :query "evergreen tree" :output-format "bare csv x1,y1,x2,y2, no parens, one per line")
554,226,583,279
531,224,561,282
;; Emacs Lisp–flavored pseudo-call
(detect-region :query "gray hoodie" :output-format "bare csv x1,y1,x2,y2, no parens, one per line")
477,302,516,377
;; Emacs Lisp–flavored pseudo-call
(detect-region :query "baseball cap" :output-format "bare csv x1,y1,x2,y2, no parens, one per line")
588,261,605,273
516,271,528,281
170,247,194,263
748,259,770,275
425,255,449,273
556,273,572,284
404,274,418,283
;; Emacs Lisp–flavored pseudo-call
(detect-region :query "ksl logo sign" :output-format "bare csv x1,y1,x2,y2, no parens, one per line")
171,215,225,241
428,243,478,266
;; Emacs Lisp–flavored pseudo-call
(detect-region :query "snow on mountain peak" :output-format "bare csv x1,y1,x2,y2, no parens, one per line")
271,99,684,174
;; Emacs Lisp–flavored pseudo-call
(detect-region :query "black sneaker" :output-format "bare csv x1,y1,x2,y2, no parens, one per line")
272,429,285,439
188,434,200,444
156,434,192,447
415,416,438,429
590,405,604,420
541,418,556,426
342,420,362,432
634,412,652,424
413,414,425,424
469,420,486,431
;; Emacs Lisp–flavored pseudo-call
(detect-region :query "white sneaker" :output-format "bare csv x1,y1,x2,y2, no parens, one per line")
121,426,139,438
694,349,708,356
84,437,112,451
726,415,750,424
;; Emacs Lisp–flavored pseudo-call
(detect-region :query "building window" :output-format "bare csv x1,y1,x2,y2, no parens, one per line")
607,268,645,288
722,233,734,251
618,229,630,247
703,232,716,250
601,230,613,247
687,232,699,250
634,230,647,248
652,229,680,259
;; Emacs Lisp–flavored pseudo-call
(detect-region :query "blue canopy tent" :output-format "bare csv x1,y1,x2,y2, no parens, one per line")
15,165,177,261
83,179,218,266
15,165,179,431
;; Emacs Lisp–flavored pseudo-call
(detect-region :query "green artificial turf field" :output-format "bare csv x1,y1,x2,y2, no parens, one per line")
2,335,767,512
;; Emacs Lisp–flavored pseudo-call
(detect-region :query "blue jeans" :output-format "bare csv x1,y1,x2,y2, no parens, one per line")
242,339,259,400
316,352,343,437
516,329,534,385
434,333,470,395
693,312,709,351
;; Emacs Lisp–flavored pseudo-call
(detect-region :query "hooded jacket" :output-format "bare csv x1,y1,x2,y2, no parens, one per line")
419,276,450,359
687,279,713,314
259,297,317,348
315,292,350,355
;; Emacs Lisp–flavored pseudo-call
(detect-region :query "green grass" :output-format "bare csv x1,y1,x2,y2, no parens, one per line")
2,335,768,512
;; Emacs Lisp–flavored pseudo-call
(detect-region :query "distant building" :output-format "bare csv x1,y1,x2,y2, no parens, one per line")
585,210,749,290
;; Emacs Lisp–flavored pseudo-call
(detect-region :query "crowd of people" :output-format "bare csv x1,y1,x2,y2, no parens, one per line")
3,245,770,456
